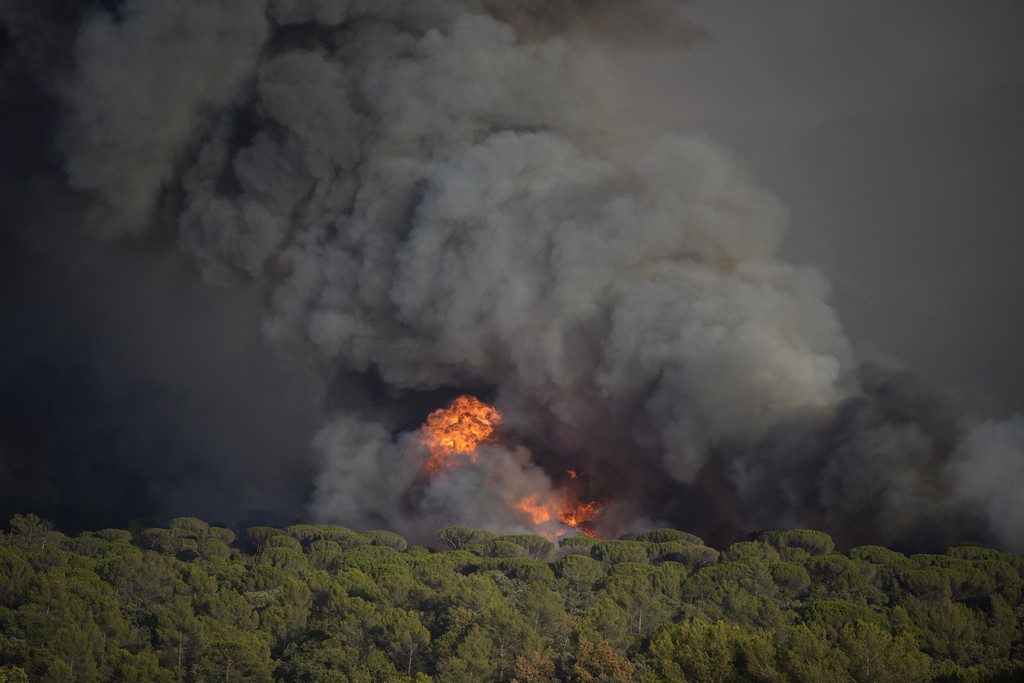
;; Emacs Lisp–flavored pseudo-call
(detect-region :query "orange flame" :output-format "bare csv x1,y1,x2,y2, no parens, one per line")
417,395,603,538
420,395,502,473
561,499,600,531
515,490,602,539
516,494,558,525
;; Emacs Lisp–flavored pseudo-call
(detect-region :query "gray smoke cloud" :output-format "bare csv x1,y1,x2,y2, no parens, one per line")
4,0,1023,547
57,0,270,238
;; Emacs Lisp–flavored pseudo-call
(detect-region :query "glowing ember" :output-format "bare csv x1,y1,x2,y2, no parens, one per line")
566,468,578,479
420,395,502,473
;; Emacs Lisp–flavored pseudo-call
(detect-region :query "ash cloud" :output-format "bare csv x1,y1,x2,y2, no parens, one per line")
2,0,1023,548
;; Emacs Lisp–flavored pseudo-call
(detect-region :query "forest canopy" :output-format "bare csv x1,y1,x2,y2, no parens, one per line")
1,514,1022,681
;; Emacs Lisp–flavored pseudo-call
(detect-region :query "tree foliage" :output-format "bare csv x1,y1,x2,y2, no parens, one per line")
1,517,1022,680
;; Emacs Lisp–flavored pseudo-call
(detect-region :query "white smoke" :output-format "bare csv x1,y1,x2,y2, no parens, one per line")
309,416,570,539
385,131,851,483
39,0,1024,547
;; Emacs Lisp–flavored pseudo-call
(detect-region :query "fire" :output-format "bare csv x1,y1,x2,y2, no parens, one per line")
560,499,600,530
516,494,558,525
515,491,602,539
416,395,603,538
420,395,502,473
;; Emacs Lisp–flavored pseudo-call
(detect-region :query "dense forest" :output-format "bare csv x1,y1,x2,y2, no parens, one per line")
1,515,1023,681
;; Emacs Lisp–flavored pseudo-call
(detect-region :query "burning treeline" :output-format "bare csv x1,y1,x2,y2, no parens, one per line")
416,396,602,539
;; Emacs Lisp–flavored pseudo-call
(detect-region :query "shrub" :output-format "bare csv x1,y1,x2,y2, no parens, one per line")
309,540,342,554
763,529,835,557
199,540,231,560
770,562,811,598
364,530,408,552
245,526,283,552
266,535,303,552
491,558,555,583
848,545,908,565
95,528,133,543
497,534,554,560
555,554,604,589
722,541,781,564
204,526,236,545
139,528,171,551
438,526,492,550
170,517,208,534
258,547,309,572
636,529,703,545
477,540,525,559
559,535,598,553
652,542,719,570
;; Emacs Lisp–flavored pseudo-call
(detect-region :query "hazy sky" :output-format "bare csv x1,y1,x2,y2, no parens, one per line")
648,0,1024,414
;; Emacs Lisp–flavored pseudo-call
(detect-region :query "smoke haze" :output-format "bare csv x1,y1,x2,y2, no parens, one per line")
1,0,1022,549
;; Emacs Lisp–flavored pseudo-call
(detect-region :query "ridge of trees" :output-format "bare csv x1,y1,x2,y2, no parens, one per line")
1,513,1022,681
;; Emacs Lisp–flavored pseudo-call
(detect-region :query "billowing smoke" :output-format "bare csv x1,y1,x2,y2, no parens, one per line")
3,0,1022,548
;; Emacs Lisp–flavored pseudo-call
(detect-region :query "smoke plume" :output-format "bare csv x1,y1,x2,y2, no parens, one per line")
2,0,1022,548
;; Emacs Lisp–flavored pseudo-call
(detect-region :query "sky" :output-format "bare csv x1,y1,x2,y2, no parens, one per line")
652,0,1024,415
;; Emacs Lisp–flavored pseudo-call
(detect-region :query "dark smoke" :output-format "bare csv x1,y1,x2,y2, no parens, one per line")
1,0,1022,549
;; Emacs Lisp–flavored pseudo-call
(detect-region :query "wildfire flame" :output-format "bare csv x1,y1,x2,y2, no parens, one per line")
560,499,600,531
516,494,602,538
420,395,502,473
417,395,603,538
516,494,557,525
